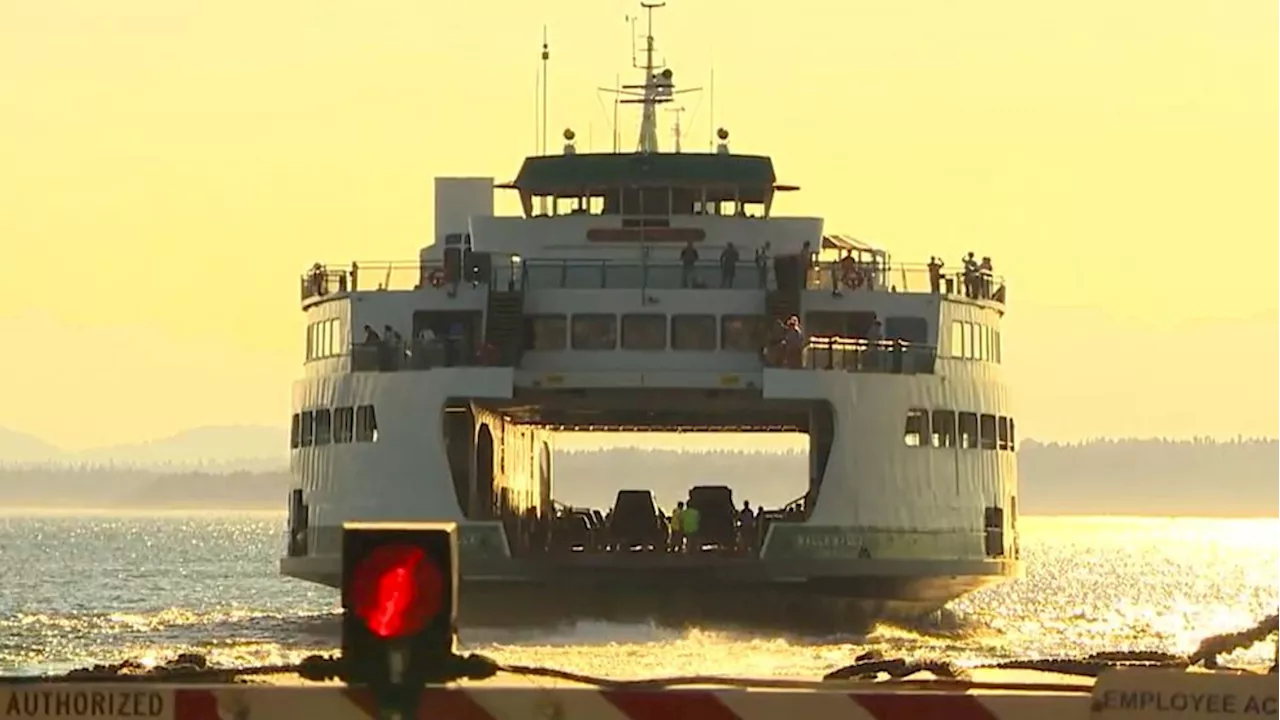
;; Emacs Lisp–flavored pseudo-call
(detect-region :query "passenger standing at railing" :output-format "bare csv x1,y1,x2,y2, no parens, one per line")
783,315,804,368
680,240,699,288
962,252,979,298
979,256,994,299
719,242,740,288
928,257,944,294
864,318,882,371
754,242,770,288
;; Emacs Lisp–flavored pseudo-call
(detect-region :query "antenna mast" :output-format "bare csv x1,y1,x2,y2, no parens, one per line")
541,27,550,156
670,107,685,153
604,3,701,155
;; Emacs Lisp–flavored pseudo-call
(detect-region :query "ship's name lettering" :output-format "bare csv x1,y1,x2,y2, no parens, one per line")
1099,689,1277,715
4,690,165,718
794,533,860,549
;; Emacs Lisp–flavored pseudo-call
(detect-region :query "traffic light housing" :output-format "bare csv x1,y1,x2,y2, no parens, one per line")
341,522,459,697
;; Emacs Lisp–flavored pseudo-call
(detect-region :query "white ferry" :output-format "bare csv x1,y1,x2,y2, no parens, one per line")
280,5,1019,631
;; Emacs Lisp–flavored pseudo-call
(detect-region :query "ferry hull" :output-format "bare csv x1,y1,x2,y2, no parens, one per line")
281,555,1017,632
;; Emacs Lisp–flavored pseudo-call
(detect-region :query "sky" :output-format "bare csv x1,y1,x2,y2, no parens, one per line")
0,0,1276,450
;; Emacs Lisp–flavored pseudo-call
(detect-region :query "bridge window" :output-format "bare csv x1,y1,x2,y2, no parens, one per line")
525,314,567,350
290,414,301,449
314,409,332,446
671,314,717,350
356,404,378,443
997,416,1011,451
722,315,765,351
958,412,978,449
903,409,930,447
1007,417,1016,450
300,411,315,447
950,321,964,358
305,318,345,361
993,329,1002,363
571,314,617,350
979,414,998,450
931,410,956,448
886,317,928,344
334,406,354,444
621,314,667,350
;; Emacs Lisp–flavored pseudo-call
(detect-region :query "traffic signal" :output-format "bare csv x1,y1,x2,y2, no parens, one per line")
341,521,459,711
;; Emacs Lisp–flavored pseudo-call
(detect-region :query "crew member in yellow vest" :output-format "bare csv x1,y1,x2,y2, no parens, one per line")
680,500,701,553
669,502,685,552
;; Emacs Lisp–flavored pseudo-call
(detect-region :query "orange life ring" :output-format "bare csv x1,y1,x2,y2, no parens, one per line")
428,269,446,288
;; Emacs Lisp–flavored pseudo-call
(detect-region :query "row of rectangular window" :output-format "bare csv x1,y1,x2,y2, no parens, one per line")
904,408,1015,451
290,405,378,448
948,320,1001,363
525,312,931,352
306,318,345,361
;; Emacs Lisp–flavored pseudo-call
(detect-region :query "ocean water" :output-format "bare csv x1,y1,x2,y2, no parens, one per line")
0,511,1275,677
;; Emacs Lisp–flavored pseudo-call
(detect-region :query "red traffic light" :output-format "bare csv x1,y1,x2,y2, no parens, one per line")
350,543,444,638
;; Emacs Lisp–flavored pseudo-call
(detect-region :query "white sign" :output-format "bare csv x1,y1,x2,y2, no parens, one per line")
1092,668,1278,720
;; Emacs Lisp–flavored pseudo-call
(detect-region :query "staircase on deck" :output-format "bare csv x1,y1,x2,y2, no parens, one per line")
484,290,525,366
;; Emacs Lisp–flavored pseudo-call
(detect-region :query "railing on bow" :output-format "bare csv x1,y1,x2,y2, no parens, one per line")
773,336,937,374
300,257,1006,303
805,261,1007,303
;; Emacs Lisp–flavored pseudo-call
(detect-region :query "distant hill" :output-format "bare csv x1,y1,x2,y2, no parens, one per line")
0,439,1274,517
0,425,286,471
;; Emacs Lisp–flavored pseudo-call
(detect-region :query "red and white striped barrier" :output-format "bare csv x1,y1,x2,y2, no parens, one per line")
0,684,1089,720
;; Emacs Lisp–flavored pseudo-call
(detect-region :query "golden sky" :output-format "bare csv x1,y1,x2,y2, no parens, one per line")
1,0,1276,450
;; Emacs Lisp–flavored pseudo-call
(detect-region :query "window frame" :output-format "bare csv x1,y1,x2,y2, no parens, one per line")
570,313,618,350
670,314,718,351
958,412,979,449
721,314,765,352
903,408,931,447
620,313,668,351
931,410,957,448
525,314,568,351
979,413,998,450
334,406,355,444
356,404,379,443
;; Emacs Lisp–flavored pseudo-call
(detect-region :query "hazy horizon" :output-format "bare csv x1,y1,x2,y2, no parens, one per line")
2,0,1276,448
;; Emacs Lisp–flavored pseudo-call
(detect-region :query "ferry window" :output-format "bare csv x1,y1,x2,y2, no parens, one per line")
722,315,765,351
958,412,978,449
903,409,930,447
621,314,667,350
886,317,928,344
300,411,315,447
571,314,617,350
1008,418,1016,451
671,314,717,350
356,405,378,443
997,416,1011,451
994,330,1002,363
931,410,956,448
314,409,332,446
979,414,998,450
950,321,964,358
290,413,301,449
334,406,354,444
305,324,314,361
524,315,567,351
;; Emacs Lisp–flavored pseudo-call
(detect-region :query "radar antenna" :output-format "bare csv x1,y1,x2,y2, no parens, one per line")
602,2,701,154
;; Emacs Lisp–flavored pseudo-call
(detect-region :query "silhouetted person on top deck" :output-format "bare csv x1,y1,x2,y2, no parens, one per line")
962,252,979,298
754,242,771,288
680,241,699,288
719,242,740,288
928,256,944,294
978,256,994,299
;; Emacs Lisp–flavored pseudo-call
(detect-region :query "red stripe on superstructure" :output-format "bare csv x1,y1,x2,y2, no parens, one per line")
604,690,742,720
855,693,1000,720
173,689,221,720
343,687,495,720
